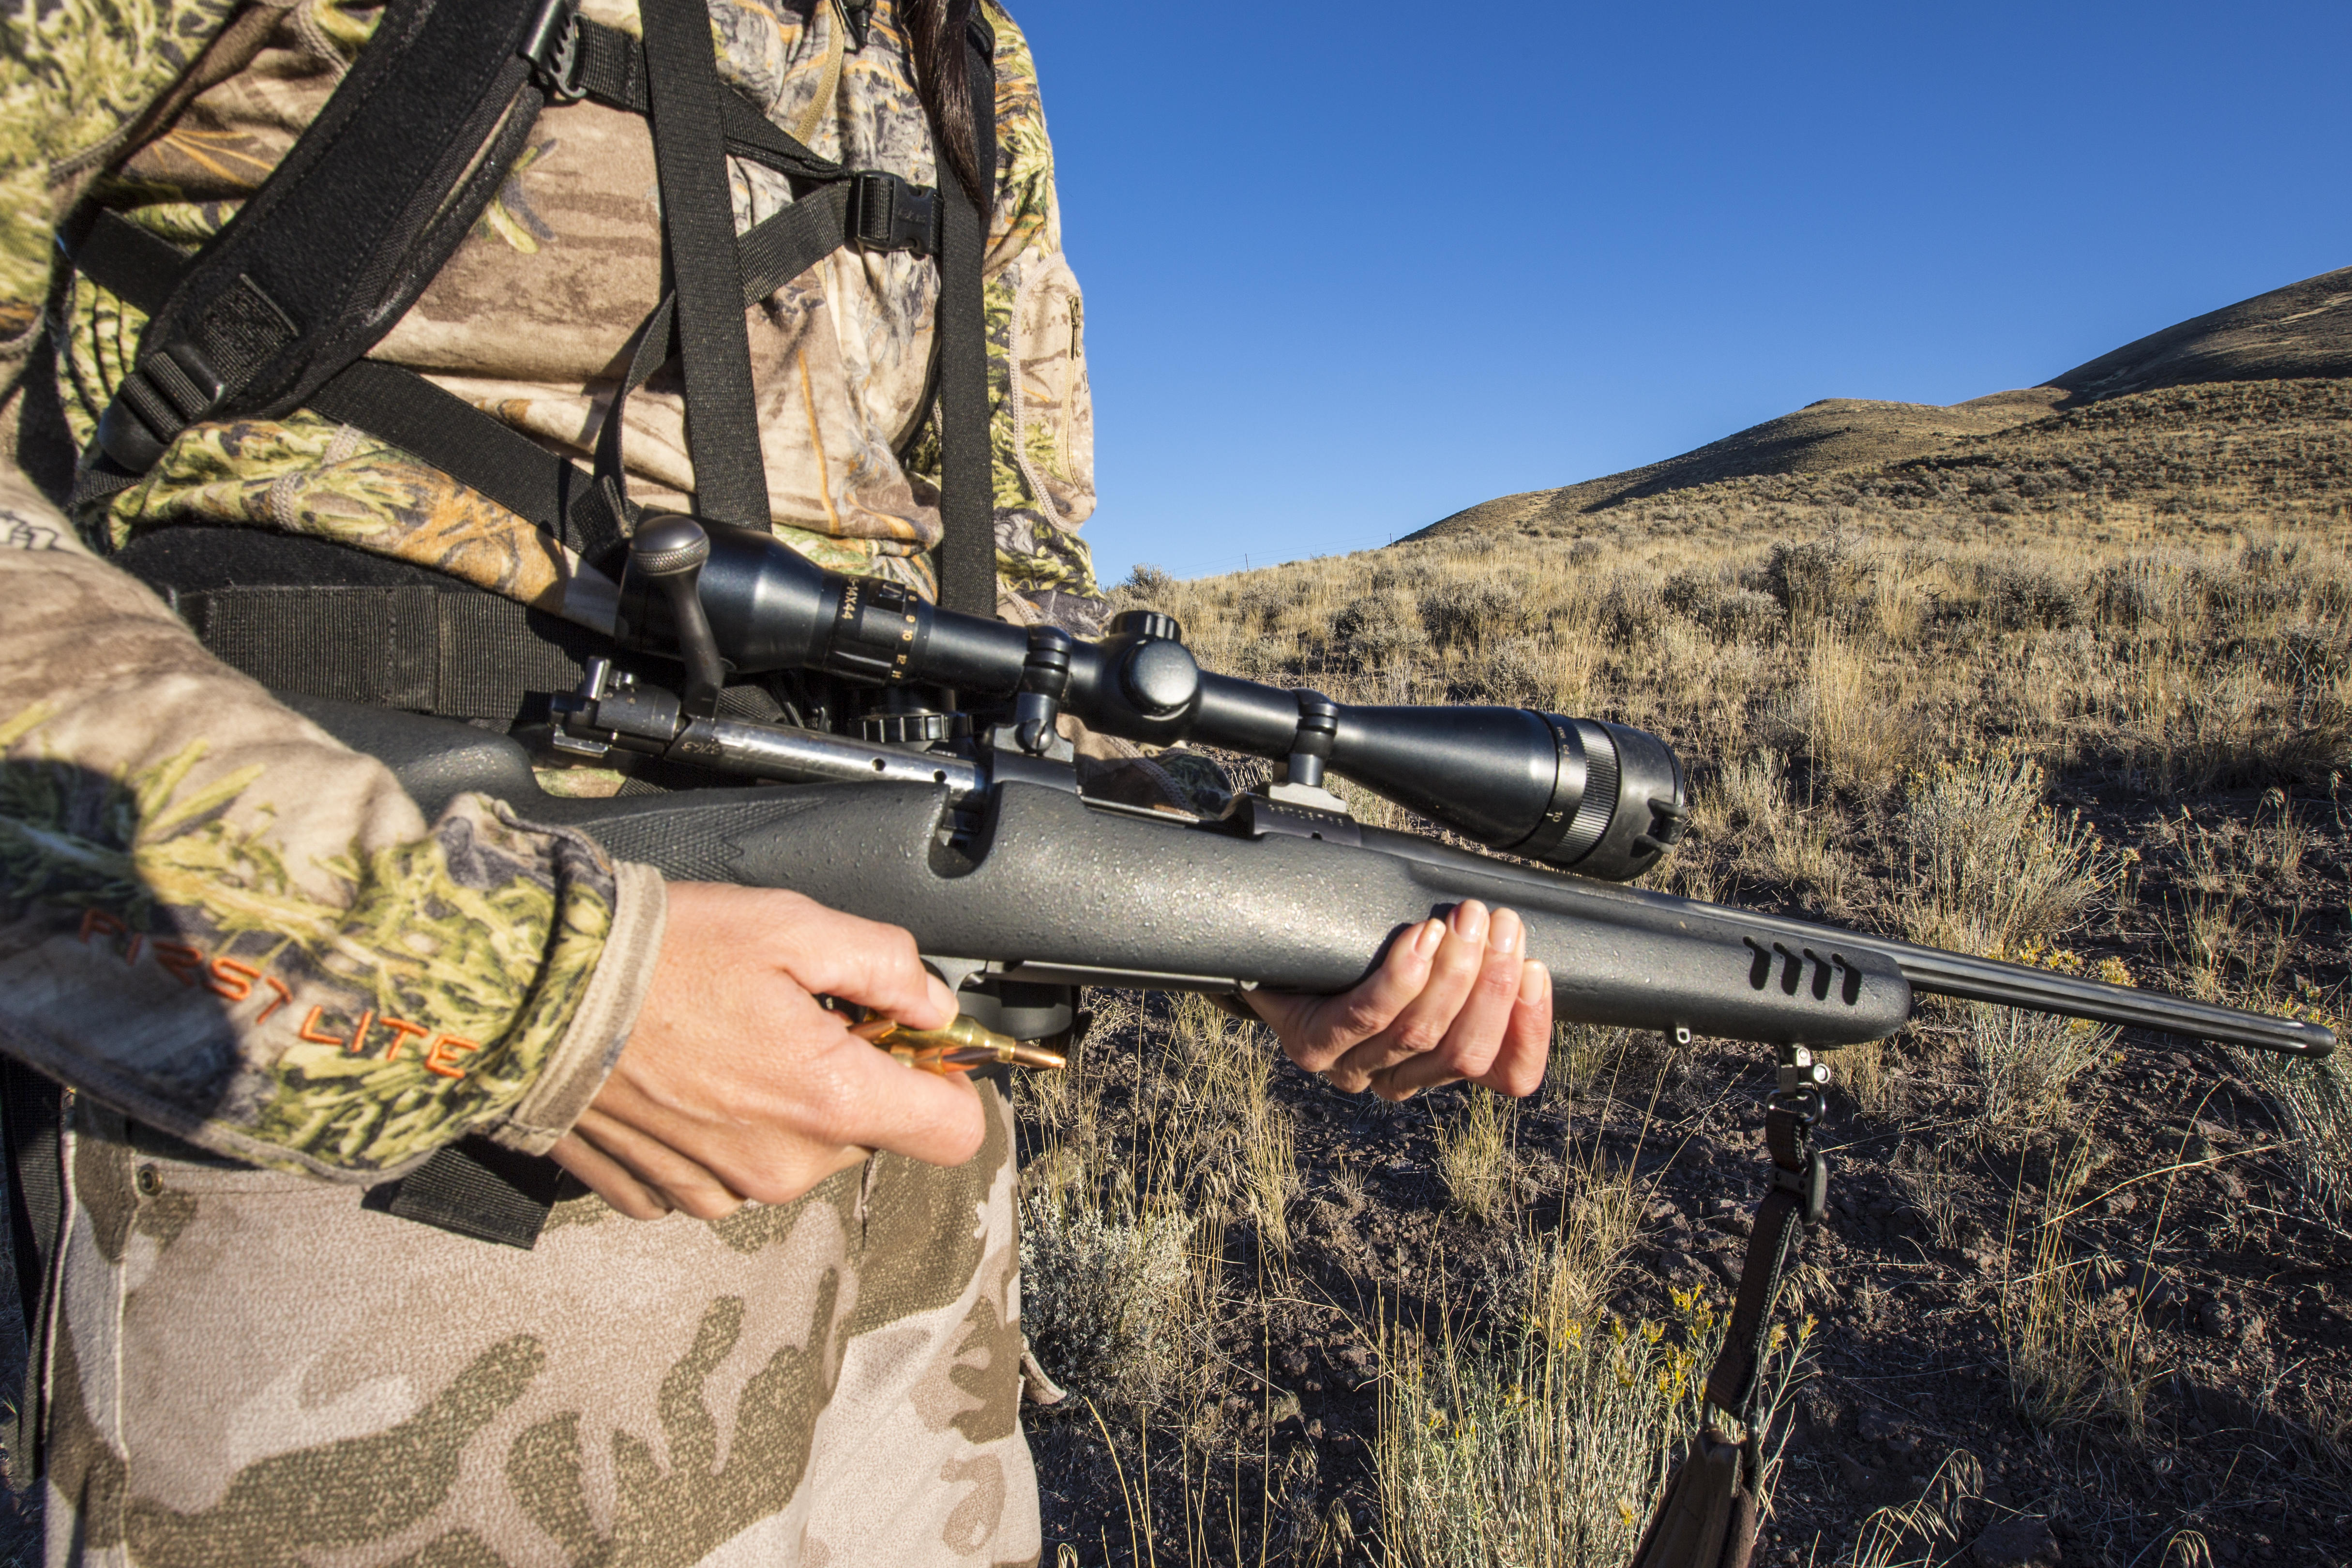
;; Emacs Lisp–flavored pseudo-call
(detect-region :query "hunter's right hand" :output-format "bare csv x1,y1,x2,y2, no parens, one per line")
549,883,981,1220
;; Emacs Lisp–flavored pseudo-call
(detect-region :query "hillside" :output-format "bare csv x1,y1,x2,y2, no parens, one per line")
1412,264,2352,541
1026,270,2352,1568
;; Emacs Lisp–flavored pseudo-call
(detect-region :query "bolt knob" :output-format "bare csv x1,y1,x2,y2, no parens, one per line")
632,513,710,578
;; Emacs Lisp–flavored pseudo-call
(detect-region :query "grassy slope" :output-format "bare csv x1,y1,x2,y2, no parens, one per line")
1024,377,2352,1566
1409,261,2352,548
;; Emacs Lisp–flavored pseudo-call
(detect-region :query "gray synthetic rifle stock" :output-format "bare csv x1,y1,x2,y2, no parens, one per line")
294,696,2335,1062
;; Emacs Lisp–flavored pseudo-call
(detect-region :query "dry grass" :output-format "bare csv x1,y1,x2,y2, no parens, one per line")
1523,1132,1654,1334
1373,1286,1807,1568
1893,754,2110,956
1890,1143,1969,1252
1436,1090,1515,1224
1839,1451,1985,1568
1997,1139,2157,1435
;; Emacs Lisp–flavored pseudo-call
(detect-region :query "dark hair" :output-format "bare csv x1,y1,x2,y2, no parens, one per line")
899,0,985,200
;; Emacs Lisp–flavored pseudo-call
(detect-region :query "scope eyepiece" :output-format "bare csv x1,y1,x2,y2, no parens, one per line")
613,519,1690,882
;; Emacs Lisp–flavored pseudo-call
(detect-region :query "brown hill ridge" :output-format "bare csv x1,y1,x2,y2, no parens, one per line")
1412,264,2352,540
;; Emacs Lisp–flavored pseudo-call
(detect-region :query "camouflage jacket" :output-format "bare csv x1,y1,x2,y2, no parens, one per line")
0,0,1099,1177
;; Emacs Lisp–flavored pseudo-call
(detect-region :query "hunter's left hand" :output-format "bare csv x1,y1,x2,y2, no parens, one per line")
1243,900,1551,1101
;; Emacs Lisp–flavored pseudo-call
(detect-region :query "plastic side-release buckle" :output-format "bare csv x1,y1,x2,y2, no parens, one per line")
846,171,940,259
521,0,587,102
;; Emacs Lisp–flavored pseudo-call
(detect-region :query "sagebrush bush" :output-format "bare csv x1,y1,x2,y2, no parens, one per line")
2237,1040,2352,1224
1329,592,1423,667
1896,754,2107,955
1419,579,1521,648
1019,1195,1190,1402
1761,535,1873,626
1968,1003,2111,1130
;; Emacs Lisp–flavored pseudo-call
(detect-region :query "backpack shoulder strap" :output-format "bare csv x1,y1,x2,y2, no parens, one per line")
86,0,575,485
930,9,998,617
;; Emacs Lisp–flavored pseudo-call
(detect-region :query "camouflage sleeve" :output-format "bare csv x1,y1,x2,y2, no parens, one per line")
0,470,668,1181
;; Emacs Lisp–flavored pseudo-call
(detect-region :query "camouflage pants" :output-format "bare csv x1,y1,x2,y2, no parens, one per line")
34,1085,1039,1568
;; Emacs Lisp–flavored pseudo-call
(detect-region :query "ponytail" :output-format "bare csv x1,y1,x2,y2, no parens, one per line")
898,0,986,200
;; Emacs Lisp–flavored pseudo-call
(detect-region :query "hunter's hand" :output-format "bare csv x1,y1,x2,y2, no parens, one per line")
1244,900,1552,1101
549,883,979,1220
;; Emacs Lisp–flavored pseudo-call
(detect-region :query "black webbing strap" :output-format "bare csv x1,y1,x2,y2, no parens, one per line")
86,0,558,482
640,0,770,530
310,360,634,565
571,17,846,187
362,1135,583,1249
0,1062,62,1482
932,12,999,617
1634,1086,1821,1568
178,584,599,723
1703,1106,1824,1419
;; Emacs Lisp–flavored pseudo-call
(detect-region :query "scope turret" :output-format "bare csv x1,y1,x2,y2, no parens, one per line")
614,518,1689,881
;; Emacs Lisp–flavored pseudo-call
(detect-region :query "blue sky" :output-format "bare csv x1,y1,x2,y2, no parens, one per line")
1010,0,2352,585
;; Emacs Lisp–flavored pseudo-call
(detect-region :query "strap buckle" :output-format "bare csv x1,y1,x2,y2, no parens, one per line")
1772,1148,1830,1226
521,0,587,103
833,0,875,50
96,336,229,472
846,171,940,259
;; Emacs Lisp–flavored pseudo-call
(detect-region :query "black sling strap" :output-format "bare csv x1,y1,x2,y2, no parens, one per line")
86,0,563,485
933,12,1000,617
1633,1056,1828,1568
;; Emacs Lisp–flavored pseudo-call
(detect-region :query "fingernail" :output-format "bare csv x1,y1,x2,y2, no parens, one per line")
1452,901,1488,944
1414,919,1445,958
1519,960,1547,1005
1488,908,1523,957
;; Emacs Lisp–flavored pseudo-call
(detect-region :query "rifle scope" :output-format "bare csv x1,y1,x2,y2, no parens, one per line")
613,518,1690,882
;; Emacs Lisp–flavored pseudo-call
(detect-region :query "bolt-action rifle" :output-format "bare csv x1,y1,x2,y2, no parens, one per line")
301,516,2335,1066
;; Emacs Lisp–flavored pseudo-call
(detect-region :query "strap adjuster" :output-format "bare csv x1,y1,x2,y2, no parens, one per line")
834,0,875,50
845,171,940,259
96,336,229,472
521,0,587,103
1772,1149,1830,1226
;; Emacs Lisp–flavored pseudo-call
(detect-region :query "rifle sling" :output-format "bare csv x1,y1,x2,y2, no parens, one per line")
1635,1100,1822,1568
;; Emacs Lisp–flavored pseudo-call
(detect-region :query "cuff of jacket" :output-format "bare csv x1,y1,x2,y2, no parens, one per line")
489,861,668,1155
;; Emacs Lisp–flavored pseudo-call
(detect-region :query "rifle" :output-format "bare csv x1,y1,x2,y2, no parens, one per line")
303,515,2335,1065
